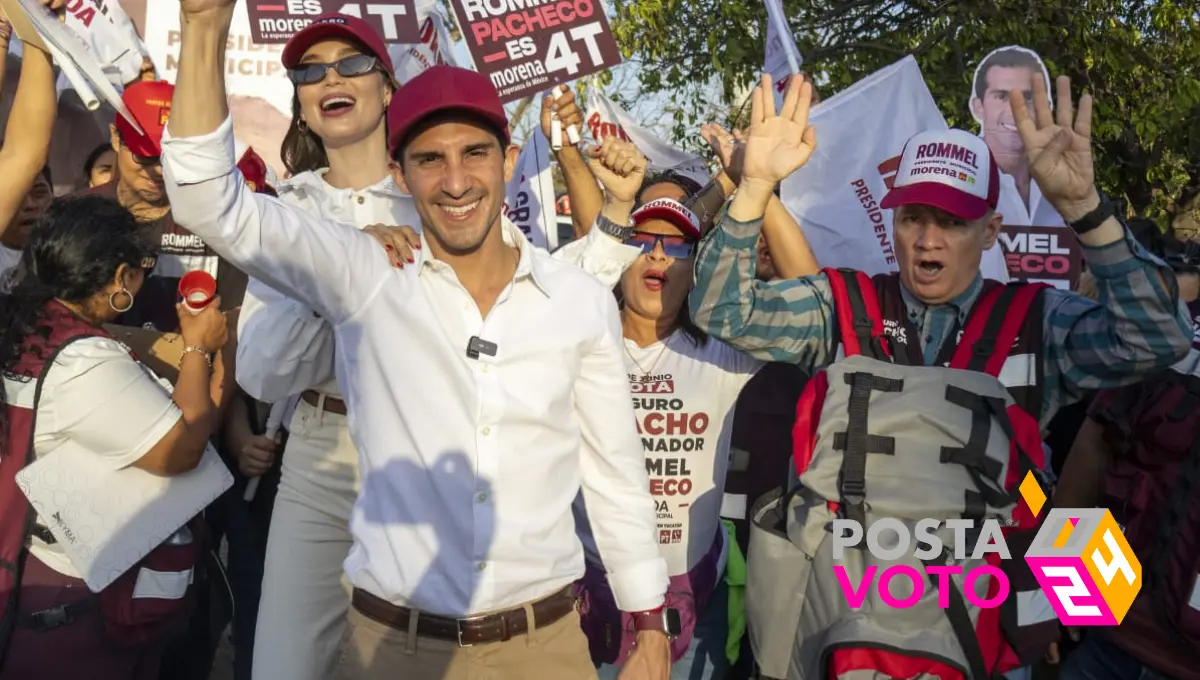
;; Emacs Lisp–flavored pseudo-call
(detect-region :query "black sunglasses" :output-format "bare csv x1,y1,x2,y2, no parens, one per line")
623,231,697,259
288,54,382,86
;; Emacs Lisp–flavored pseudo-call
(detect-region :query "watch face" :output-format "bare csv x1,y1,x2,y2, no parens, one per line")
664,607,682,636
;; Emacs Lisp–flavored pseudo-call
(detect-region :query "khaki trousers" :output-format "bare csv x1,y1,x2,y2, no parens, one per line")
335,600,599,680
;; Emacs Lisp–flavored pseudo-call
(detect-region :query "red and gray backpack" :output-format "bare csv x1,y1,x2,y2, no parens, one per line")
1089,346,1200,652
744,268,1057,680
0,301,202,667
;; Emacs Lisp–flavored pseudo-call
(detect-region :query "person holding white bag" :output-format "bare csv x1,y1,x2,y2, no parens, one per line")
0,195,229,680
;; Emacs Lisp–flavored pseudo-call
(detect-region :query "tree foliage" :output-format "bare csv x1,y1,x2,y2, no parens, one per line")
609,0,1200,227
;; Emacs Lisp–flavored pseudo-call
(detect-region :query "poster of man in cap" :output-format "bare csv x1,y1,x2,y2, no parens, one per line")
970,45,1082,288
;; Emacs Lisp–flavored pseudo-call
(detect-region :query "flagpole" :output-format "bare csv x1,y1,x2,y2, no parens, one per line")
764,0,800,75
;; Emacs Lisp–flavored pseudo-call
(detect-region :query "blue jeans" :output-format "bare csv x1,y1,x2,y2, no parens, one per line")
1060,632,1178,680
596,581,730,680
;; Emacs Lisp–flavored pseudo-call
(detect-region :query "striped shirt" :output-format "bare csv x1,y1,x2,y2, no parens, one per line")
689,214,1193,428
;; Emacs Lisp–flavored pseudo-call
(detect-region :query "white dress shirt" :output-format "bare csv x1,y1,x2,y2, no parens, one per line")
162,116,668,616
235,170,421,403
996,170,1066,228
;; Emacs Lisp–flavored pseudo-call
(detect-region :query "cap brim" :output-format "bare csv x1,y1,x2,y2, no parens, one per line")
880,182,990,221
388,104,510,159
282,23,393,77
632,205,701,239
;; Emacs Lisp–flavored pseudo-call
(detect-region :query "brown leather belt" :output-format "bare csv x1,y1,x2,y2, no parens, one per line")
301,390,347,415
351,586,577,647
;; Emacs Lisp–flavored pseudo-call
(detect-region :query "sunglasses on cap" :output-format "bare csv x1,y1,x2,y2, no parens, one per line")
623,231,696,259
288,54,383,86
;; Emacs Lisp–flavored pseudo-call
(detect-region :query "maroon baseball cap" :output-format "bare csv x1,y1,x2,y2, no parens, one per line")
282,13,395,76
880,129,1000,221
386,65,510,160
116,80,174,158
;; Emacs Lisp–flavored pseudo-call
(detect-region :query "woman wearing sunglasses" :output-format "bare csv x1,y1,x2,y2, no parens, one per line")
230,13,422,680
573,137,818,680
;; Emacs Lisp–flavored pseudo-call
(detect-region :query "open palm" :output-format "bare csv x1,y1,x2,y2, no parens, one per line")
741,74,817,188
1011,74,1096,216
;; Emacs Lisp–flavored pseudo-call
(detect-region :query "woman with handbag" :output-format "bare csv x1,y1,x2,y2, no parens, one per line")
0,195,229,679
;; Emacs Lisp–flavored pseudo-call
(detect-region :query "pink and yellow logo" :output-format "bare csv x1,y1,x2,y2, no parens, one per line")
1019,472,1141,625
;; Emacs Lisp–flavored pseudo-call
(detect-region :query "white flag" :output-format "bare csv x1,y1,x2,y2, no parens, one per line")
504,126,558,250
780,56,1009,281
60,0,148,92
762,0,801,109
389,11,458,85
584,89,710,187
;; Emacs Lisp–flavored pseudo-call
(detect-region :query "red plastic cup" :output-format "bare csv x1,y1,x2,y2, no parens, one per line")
178,270,217,314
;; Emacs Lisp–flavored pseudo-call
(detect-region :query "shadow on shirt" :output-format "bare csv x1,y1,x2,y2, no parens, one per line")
357,453,495,630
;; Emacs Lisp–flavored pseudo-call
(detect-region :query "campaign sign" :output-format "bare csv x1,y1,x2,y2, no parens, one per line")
998,225,1083,289
452,0,622,103
247,0,420,45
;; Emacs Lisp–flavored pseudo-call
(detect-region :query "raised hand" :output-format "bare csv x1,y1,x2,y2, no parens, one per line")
586,136,648,205
701,123,746,185
1011,74,1097,222
740,74,817,190
541,88,584,146
36,0,66,11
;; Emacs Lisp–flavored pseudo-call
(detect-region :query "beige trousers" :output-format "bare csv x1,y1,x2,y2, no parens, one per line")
251,397,360,680
335,601,598,680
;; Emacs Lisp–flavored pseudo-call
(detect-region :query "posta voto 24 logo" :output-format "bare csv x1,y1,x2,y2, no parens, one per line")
830,472,1142,625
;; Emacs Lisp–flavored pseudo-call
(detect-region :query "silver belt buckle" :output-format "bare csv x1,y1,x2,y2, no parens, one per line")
456,614,485,648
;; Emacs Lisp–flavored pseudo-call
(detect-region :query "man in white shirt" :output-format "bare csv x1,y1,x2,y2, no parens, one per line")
161,2,671,679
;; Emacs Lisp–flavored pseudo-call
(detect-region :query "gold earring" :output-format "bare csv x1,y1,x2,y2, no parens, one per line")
108,287,134,314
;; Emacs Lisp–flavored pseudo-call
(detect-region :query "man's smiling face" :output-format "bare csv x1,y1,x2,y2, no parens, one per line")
975,65,1037,159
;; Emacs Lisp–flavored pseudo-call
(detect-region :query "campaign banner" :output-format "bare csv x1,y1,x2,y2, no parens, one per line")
451,0,622,103
246,0,420,45
144,0,294,177
762,0,801,110
998,225,1082,289
584,88,711,187
504,126,557,250
389,10,457,85
779,55,1010,280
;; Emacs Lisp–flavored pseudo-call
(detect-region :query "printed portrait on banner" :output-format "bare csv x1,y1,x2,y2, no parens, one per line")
969,45,1081,289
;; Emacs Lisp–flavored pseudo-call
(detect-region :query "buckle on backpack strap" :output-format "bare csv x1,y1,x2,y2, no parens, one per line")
840,479,865,503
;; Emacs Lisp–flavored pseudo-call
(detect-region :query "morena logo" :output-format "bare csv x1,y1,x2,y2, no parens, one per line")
877,156,901,189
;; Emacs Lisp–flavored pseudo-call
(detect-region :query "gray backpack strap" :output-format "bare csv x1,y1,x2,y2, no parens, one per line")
922,554,995,680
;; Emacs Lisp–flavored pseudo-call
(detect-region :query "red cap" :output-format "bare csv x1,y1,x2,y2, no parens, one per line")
632,198,702,240
116,80,174,159
879,129,1000,221
282,13,395,76
386,65,509,160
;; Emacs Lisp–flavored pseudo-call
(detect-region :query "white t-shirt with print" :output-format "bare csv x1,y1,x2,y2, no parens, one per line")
577,331,762,576
9,337,183,578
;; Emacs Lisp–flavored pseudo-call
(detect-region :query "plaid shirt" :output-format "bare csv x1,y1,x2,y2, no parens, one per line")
689,213,1193,428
